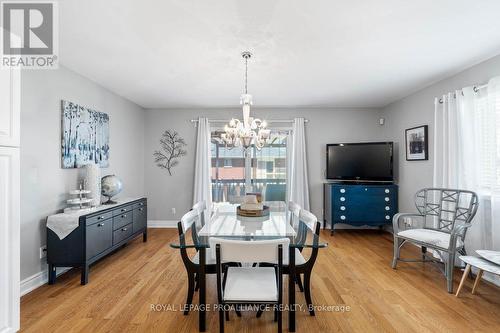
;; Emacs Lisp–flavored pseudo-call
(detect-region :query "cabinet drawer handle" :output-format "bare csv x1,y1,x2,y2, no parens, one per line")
139,208,143,211
385,206,390,211
121,214,127,218
97,223,104,227
98,216,105,220
139,203,144,206
121,208,127,212
122,227,128,231
385,189,390,193
385,197,390,202
340,197,345,202
340,188,345,193
385,215,391,220
340,206,346,211
340,215,346,220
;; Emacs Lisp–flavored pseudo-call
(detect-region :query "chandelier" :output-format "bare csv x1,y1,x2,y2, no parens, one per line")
221,51,270,150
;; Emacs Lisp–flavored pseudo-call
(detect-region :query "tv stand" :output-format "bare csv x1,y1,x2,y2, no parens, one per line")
323,183,398,235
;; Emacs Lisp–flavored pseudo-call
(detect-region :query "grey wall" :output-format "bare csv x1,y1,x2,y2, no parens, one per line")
144,108,384,223
22,52,500,283
21,66,145,280
381,54,500,212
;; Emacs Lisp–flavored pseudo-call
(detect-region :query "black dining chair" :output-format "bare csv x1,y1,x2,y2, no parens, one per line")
292,209,321,315
176,209,217,315
260,208,321,316
176,207,241,317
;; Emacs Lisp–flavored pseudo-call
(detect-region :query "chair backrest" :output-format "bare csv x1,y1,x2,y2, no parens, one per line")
192,200,207,226
177,210,201,269
209,237,290,263
414,188,479,235
180,209,199,233
299,209,318,233
295,209,320,249
288,201,301,227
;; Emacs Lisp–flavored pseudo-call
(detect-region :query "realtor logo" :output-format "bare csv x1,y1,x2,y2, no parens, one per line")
1,1,58,68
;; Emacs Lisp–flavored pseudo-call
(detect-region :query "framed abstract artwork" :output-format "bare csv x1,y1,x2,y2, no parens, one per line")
405,125,428,161
61,100,110,168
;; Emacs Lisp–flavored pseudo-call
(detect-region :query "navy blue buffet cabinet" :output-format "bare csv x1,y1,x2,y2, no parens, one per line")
47,198,147,285
324,183,398,235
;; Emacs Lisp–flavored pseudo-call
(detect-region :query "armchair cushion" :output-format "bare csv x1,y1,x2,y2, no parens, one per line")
397,229,464,249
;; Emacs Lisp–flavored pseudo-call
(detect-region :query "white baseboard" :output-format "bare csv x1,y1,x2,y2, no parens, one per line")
21,223,175,296
20,267,71,296
147,220,178,228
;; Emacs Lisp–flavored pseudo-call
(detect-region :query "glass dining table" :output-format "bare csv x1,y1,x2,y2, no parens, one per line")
170,201,328,332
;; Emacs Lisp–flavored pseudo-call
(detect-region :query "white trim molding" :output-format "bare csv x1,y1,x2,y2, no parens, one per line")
20,222,176,297
147,220,178,228
20,267,71,297
0,147,20,333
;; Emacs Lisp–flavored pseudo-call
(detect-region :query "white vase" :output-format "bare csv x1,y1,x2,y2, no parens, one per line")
85,163,101,207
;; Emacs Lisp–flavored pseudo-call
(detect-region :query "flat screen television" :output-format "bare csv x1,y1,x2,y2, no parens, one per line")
326,142,394,182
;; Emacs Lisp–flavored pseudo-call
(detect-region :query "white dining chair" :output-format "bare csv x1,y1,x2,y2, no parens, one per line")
210,237,289,333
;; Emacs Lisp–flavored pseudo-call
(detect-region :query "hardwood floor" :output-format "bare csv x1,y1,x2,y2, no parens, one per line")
21,229,500,332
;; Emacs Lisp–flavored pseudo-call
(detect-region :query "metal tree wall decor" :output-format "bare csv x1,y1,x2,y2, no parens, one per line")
153,130,187,175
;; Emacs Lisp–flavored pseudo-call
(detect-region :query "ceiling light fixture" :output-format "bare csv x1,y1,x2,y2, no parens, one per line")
221,51,270,150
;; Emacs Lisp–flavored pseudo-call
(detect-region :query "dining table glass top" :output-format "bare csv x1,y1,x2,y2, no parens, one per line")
170,201,328,249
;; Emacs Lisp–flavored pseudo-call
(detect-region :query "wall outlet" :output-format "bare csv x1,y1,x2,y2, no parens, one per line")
171,207,176,215
40,245,47,259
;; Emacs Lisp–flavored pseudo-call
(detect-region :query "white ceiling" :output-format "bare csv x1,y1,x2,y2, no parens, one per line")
59,0,500,109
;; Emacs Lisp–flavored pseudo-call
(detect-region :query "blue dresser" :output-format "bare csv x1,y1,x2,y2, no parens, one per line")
324,183,398,234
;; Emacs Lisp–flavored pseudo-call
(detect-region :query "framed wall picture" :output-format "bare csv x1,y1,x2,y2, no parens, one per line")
405,125,428,161
61,100,110,168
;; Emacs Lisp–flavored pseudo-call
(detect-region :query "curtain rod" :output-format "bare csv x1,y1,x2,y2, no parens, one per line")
438,83,488,104
190,119,308,123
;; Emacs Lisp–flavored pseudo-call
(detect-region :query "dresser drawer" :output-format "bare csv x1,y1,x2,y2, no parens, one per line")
133,207,147,232
112,204,133,217
113,223,133,245
86,219,113,260
333,185,394,196
113,212,133,230
86,211,113,226
334,210,393,223
133,201,146,210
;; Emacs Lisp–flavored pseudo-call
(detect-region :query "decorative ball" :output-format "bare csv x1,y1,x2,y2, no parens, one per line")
101,175,123,203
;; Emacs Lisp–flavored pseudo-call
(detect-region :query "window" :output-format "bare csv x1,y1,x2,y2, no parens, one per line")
475,87,500,190
251,135,287,201
211,131,288,202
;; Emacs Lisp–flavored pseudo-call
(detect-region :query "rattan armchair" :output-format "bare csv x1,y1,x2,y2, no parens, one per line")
392,188,478,293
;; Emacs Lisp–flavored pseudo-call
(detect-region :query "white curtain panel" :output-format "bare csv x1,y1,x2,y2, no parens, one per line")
193,117,212,216
434,77,500,284
287,118,310,210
